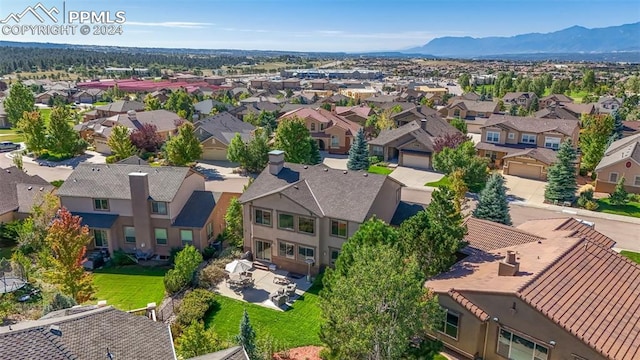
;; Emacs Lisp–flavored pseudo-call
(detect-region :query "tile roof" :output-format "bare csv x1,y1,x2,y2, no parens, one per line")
172,191,216,228
463,217,545,252
595,133,640,171
57,163,196,202
95,100,144,113
0,306,175,360
194,112,255,145
516,217,616,248
239,163,394,223
0,167,51,215
447,290,490,321
501,147,558,165
483,114,579,136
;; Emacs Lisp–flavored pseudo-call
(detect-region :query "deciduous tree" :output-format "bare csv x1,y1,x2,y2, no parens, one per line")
433,132,471,153
17,111,46,155
347,128,369,171
47,106,83,157
4,82,34,127
176,321,224,358
544,139,578,203
165,89,195,121
107,124,136,161
433,141,489,192
130,123,164,153
581,114,614,171
143,93,162,111
224,198,243,248
43,208,94,302
273,117,315,164
450,169,468,213
449,118,467,134
473,172,512,225
165,122,203,166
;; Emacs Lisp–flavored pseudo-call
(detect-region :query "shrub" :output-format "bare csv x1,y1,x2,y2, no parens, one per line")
579,167,588,176
164,245,203,294
111,250,135,266
50,180,65,188
198,263,226,288
202,246,217,261
368,156,382,166
176,289,215,327
164,270,185,294
218,247,242,260
105,155,118,164
577,187,595,209
591,172,597,181
168,247,182,265
43,292,77,315
628,193,640,203
584,200,599,211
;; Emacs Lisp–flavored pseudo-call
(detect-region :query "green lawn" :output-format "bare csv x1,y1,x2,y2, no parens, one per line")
91,266,168,310
621,251,640,265
368,165,393,176
205,278,323,348
596,199,640,218
425,176,451,188
566,90,589,103
0,134,24,143
94,101,109,106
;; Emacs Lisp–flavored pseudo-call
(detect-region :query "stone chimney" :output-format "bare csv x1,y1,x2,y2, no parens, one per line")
498,250,520,276
129,172,153,252
127,110,137,121
268,150,285,175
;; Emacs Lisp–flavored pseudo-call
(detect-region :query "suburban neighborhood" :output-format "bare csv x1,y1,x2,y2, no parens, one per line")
0,4,639,360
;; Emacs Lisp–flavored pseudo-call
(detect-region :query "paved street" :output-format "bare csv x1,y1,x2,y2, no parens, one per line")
1,152,72,182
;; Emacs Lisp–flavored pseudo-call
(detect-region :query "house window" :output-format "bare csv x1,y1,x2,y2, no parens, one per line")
278,213,295,231
278,241,295,259
331,135,339,148
438,309,459,340
609,172,619,183
124,226,136,243
93,198,109,211
155,228,168,245
93,229,108,248
544,137,561,149
508,132,515,139
497,328,549,360
478,112,485,118
372,146,384,156
521,134,537,144
206,222,213,240
486,131,500,143
310,123,315,131
453,109,461,117
254,208,272,226
180,230,193,246
255,240,271,261
320,123,325,130
635,176,640,187
330,248,340,265
151,201,167,215
298,245,315,262
298,217,315,235
331,219,348,238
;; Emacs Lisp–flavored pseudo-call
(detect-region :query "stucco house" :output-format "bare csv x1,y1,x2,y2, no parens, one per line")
438,100,500,134
502,92,538,110
57,163,218,259
238,150,403,275
194,111,256,161
0,166,55,224
476,115,580,180
596,96,624,114
427,217,639,360
594,133,640,194
278,107,361,154
0,102,8,128
72,88,104,104
538,93,573,109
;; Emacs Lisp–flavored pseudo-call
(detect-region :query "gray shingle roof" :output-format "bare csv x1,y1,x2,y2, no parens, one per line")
0,167,51,215
483,114,579,136
110,109,183,133
116,155,148,165
369,121,437,150
449,100,499,113
390,201,425,226
172,191,216,228
595,133,640,171
194,112,255,145
502,147,558,165
0,306,175,360
57,163,196,202
239,163,393,223
95,100,145,113
189,346,249,360
72,212,119,229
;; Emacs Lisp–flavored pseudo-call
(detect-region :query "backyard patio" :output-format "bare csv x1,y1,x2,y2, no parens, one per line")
214,264,314,311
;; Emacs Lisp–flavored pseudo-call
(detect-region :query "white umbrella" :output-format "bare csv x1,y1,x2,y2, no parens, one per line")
225,259,253,274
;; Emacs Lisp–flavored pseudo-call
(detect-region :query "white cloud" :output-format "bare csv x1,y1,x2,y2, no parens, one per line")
126,21,213,29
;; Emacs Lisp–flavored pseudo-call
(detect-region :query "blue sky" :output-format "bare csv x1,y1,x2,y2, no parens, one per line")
1,0,639,51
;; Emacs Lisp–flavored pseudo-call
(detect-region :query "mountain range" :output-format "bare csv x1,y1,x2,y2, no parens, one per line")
406,22,640,58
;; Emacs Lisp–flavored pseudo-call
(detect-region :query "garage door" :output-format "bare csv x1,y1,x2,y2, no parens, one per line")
507,162,542,180
202,147,228,161
401,153,431,170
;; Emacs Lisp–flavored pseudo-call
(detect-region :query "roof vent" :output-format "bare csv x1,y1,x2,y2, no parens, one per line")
92,168,95,171
303,165,308,169
73,179,77,182
363,173,368,177
343,170,347,174
49,325,62,337
293,185,299,189
96,168,100,171
27,186,32,190
324,168,328,172
40,187,44,191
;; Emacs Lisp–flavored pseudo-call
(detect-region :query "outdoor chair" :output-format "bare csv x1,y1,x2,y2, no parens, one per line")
273,275,290,285
285,283,297,296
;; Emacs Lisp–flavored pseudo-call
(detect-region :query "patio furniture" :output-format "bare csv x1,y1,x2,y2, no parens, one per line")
273,275,290,285
135,249,154,261
269,289,288,306
285,283,297,296
225,259,253,274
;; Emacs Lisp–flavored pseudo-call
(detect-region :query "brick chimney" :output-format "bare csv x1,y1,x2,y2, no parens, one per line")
129,172,153,252
268,150,285,175
498,250,520,276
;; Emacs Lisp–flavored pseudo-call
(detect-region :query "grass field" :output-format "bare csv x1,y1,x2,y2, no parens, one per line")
596,198,640,218
425,176,451,188
368,165,394,175
91,265,167,310
621,251,640,264
0,134,25,143
205,278,323,348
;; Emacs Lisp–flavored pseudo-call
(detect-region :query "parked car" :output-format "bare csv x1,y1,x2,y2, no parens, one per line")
0,141,20,151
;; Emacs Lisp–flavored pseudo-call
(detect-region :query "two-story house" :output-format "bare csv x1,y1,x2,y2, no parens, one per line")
194,111,256,161
238,150,403,275
537,93,573,109
0,167,55,224
278,107,362,154
596,96,624,114
438,100,500,134
57,163,218,259
594,133,640,194
426,217,638,360
83,100,145,121
476,115,580,180
502,92,539,110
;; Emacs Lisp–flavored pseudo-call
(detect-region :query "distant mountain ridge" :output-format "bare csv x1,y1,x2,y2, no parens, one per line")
406,22,640,57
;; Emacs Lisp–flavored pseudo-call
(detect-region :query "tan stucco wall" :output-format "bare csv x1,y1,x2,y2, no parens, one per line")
169,172,205,221
595,159,640,194
367,178,401,224
60,196,133,216
0,211,14,224
480,128,574,148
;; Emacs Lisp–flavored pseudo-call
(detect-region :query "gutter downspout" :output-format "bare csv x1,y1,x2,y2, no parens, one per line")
482,319,489,360
167,324,178,360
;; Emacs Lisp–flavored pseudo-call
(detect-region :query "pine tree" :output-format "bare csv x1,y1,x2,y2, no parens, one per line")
611,110,624,141
473,172,512,225
609,177,629,205
544,139,578,203
307,137,322,165
236,309,258,360
347,128,370,170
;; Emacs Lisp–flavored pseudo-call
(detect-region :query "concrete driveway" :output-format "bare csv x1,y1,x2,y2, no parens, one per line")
503,174,547,204
389,166,444,188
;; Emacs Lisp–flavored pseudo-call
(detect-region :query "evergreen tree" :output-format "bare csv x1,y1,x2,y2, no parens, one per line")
307,137,322,165
544,139,578,203
609,177,629,206
165,122,203,166
611,110,624,141
473,172,512,225
236,309,258,360
347,128,370,170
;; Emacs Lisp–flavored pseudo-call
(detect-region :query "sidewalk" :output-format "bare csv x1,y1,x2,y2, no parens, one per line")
510,199,640,225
